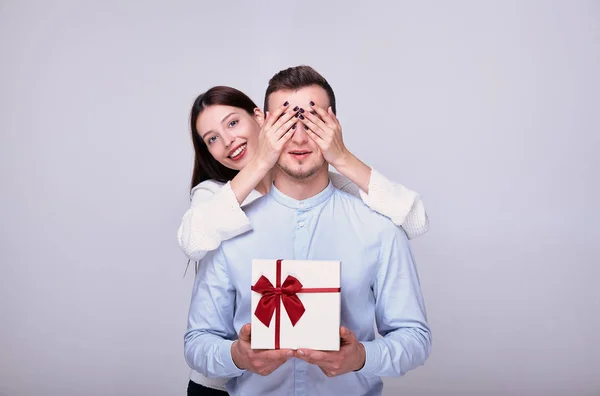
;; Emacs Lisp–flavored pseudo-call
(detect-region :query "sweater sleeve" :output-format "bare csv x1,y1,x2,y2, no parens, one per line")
177,181,253,261
332,169,430,240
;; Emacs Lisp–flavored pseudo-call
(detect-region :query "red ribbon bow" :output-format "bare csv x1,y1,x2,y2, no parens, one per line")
251,259,341,349
251,274,306,327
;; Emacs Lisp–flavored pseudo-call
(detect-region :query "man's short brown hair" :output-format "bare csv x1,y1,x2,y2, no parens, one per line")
264,65,336,114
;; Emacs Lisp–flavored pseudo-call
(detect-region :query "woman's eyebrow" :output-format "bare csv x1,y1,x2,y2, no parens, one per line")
200,112,237,139
201,130,214,140
220,112,237,124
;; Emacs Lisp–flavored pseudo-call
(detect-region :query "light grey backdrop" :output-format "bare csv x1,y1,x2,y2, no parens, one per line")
1,1,599,395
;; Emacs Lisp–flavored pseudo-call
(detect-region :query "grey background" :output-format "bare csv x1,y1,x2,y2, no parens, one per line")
1,1,599,395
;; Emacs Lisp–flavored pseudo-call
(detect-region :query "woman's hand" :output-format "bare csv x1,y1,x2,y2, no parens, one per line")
299,103,350,168
254,102,298,170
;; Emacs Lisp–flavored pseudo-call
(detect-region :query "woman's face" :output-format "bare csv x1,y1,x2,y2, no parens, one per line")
196,105,263,170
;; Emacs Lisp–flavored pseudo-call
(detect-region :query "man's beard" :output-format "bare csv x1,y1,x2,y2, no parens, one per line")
277,160,326,181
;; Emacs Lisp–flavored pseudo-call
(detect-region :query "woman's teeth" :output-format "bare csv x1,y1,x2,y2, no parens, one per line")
230,144,246,159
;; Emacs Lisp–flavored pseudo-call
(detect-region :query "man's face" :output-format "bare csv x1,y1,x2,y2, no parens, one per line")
267,85,330,180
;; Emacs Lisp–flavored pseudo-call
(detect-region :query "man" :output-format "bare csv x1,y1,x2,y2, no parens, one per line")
184,66,431,396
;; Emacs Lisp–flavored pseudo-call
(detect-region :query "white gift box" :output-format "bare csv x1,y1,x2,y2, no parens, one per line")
250,259,341,351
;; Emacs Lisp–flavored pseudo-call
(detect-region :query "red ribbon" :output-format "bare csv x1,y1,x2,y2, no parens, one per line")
251,259,341,349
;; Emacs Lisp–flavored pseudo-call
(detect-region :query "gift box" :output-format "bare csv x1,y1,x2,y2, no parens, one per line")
250,259,341,351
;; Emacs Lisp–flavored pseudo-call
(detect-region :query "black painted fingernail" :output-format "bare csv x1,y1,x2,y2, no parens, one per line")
283,101,289,106
299,108,305,113
299,114,305,120
295,112,300,118
293,106,299,111
292,124,297,129
309,101,315,106
304,125,309,130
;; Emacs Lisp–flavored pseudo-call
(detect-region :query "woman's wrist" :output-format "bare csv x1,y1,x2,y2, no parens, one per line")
331,151,372,193
230,157,272,204
330,150,355,172
248,155,274,176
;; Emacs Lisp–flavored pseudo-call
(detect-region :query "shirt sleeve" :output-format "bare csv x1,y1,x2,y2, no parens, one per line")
177,181,253,261
357,228,432,377
334,169,430,240
184,247,245,378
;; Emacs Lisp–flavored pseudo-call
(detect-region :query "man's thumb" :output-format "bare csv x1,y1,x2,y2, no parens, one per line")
239,323,252,341
340,326,355,341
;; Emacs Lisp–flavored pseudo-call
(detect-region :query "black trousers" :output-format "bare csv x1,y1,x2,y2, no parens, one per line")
187,380,229,396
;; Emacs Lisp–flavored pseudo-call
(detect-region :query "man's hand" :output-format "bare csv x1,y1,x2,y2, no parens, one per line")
299,102,350,168
294,326,366,377
231,323,294,376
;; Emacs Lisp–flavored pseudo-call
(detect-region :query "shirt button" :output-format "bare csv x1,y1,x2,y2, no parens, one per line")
298,222,305,228
299,202,304,208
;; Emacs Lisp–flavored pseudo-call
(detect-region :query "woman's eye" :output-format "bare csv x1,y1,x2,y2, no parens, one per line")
207,136,217,144
228,120,238,128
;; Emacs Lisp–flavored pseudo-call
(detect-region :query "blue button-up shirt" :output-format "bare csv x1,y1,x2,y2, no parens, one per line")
185,181,431,396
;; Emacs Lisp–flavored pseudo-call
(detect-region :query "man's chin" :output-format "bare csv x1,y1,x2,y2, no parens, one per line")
278,164,323,181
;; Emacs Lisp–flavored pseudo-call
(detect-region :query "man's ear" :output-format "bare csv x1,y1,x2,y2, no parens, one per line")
253,107,265,126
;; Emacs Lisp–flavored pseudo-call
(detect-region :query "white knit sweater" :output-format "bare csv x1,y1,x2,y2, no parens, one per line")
177,169,429,389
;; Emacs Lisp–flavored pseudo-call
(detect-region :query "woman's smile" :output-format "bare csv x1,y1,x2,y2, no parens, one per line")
228,143,247,161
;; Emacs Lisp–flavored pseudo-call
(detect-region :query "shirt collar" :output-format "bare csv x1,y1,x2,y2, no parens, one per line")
269,180,334,210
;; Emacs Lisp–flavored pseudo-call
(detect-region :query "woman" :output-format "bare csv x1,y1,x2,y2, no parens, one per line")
179,86,429,395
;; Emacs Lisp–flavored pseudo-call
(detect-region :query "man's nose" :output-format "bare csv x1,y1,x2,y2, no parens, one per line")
291,124,309,145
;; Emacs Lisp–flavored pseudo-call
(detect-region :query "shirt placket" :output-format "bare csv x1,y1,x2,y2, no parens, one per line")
293,201,310,396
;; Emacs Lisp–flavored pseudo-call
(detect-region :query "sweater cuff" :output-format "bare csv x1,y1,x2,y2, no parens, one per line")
217,182,253,239
359,169,419,227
